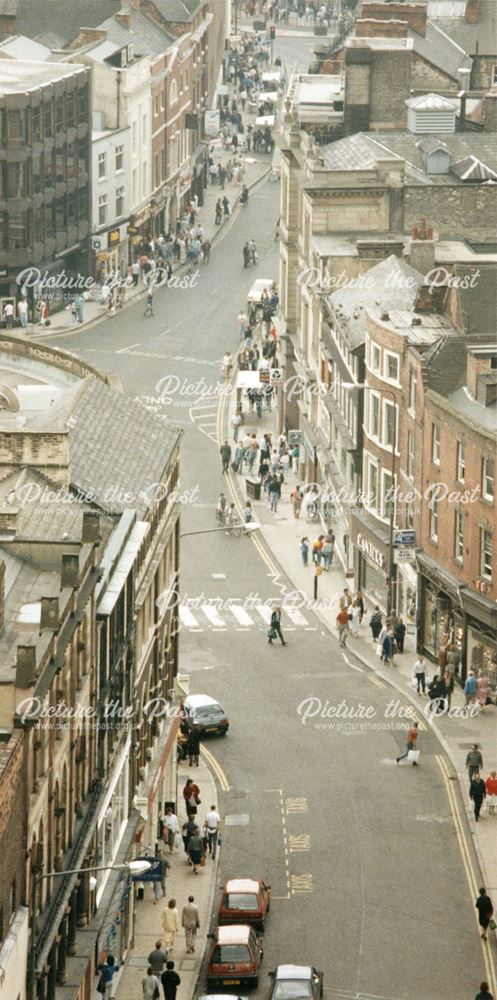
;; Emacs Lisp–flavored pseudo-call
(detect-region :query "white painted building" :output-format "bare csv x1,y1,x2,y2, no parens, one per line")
0,907,29,1000
92,113,131,279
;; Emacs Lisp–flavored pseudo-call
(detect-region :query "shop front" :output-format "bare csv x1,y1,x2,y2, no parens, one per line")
92,223,129,282
178,159,193,215
461,588,497,695
417,552,463,679
397,559,417,628
350,510,390,611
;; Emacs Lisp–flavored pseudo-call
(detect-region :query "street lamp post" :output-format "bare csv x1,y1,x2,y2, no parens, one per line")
343,382,398,617
29,860,150,1000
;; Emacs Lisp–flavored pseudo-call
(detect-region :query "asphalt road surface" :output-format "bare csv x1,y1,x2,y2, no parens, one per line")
51,175,488,999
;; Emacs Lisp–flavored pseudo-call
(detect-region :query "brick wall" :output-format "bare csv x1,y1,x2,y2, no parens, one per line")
360,1,427,34
356,18,408,37
421,394,497,600
411,53,457,93
0,733,26,935
370,50,412,129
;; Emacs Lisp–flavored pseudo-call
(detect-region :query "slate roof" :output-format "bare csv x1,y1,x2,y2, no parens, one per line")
431,0,497,55
150,0,203,22
98,3,176,56
408,20,472,80
405,92,457,110
424,335,468,395
15,0,120,46
320,131,497,185
446,385,497,431
450,155,497,180
452,262,497,335
66,377,181,519
325,254,426,349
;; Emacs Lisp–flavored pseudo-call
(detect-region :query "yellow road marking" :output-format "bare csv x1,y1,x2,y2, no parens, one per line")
436,754,496,986
200,744,230,792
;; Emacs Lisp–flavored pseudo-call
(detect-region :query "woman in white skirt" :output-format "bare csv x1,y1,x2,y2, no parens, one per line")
350,600,361,637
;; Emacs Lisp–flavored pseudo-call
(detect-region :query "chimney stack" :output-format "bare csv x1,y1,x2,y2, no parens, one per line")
40,597,59,632
465,0,480,22
82,511,101,545
16,645,37,688
407,221,436,275
61,553,79,590
484,92,497,132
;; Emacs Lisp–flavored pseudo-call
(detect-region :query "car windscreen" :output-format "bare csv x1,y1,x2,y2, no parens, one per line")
273,981,312,1000
191,705,223,718
226,893,259,910
214,945,251,964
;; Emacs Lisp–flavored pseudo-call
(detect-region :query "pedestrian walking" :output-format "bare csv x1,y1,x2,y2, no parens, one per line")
300,536,309,568
485,771,497,813
466,744,483,784
475,981,494,1000
394,617,406,653
369,606,382,642
182,815,197,856
142,966,162,1000
322,532,335,571
312,535,324,565
215,199,222,225
475,887,494,938
148,942,168,977
268,476,281,512
204,804,221,858
183,777,200,816
427,673,446,714
231,412,241,442
186,726,200,766
443,669,454,709
182,896,200,954
162,899,180,950
413,656,426,694
244,501,253,524
96,954,119,996
343,587,353,608
222,195,230,217
220,440,232,473
2,302,14,329
268,606,287,646
291,485,303,518
163,807,179,854
349,601,361,637
470,772,486,822
477,670,489,709
336,606,350,647
153,843,170,902
187,827,204,873
144,288,154,317
162,961,181,1000
381,626,395,665
18,298,29,328
464,671,477,705
355,591,365,622
201,238,211,263
396,720,419,764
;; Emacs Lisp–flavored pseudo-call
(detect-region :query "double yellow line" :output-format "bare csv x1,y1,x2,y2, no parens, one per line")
436,754,496,985
200,743,230,792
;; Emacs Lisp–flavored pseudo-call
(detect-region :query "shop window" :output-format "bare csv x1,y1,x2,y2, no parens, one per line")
481,528,493,580
431,423,440,466
456,441,465,483
482,456,494,501
454,509,464,562
429,494,438,541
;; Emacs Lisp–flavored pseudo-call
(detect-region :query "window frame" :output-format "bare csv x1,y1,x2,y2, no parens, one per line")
431,423,440,466
454,508,464,562
482,456,494,502
429,493,438,542
456,440,465,484
98,192,107,226
480,528,493,580
383,349,400,385
97,151,107,180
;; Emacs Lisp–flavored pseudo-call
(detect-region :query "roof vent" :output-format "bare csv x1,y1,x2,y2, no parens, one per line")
406,93,456,134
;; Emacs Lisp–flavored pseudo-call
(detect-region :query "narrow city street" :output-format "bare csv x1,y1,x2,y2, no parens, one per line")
51,177,488,1000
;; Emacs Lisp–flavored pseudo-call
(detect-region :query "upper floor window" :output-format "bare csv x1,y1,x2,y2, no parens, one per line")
406,430,415,479
115,144,123,172
482,457,494,501
116,186,125,218
383,400,396,449
170,80,178,106
370,392,380,438
370,342,381,373
429,494,438,542
480,528,493,580
98,151,106,179
384,351,400,383
368,459,378,511
454,509,464,562
456,441,465,483
408,370,416,413
431,423,440,466
98,193,107,226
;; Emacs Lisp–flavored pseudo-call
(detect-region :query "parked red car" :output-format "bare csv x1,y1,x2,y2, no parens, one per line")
206,925,264,989
218,878,271,930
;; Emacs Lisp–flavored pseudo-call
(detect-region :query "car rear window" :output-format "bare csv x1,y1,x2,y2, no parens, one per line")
227,893,259,910
213,945,251,964
192,705,223,718
274,982,312,1000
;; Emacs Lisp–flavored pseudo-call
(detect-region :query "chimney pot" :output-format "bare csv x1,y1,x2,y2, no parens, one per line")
61,553,79,590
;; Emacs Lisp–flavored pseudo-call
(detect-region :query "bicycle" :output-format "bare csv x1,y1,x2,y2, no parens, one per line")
215,507,226,527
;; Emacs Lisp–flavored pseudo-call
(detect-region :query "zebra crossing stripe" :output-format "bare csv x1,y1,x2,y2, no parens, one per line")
200,604,226,627
228,605,254,626
179,606,198,628
284,607,308,626
254,604,272,624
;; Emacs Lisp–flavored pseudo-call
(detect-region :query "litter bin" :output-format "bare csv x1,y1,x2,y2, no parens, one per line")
246,478,261,501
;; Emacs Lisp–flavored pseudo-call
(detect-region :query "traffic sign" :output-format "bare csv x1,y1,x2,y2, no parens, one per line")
393,530,416,547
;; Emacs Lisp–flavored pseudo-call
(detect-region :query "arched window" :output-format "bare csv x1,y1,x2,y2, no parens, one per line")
170,80,178,106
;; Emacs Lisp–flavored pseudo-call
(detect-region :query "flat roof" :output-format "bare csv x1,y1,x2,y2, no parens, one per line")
225,879,260,893
0,59,87,94
217,925,252,944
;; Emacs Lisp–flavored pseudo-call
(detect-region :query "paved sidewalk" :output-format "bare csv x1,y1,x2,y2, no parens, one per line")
226,382,497,917
23,149,271,340
113,758,220,1000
